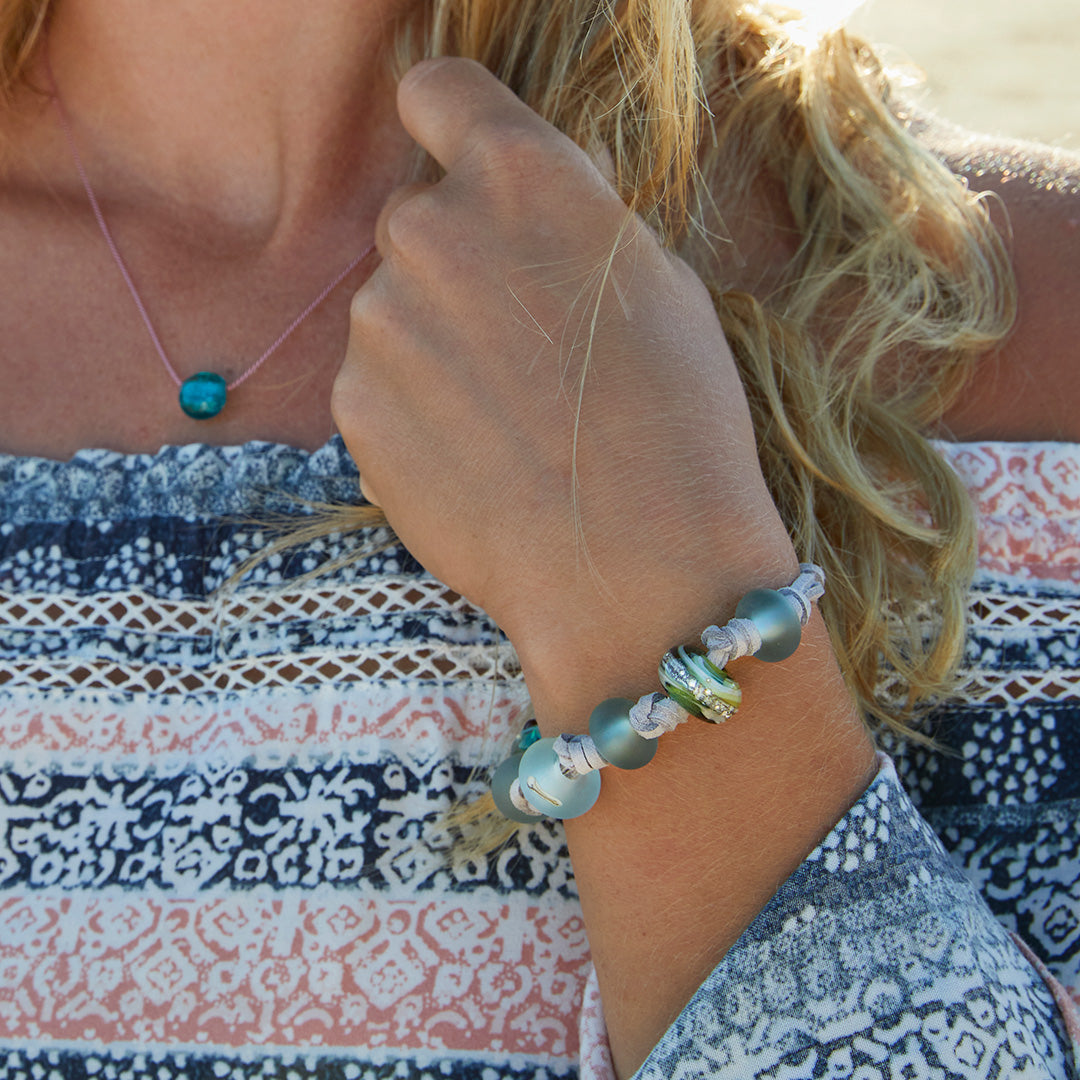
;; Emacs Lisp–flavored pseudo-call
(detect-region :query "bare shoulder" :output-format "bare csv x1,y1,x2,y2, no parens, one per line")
916,118,1080,442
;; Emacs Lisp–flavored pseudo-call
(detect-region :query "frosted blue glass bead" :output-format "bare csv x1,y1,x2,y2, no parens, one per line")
490,754,541,824
179,372,228,419
735,588,802,661
589,697,656,769
518,737,601,819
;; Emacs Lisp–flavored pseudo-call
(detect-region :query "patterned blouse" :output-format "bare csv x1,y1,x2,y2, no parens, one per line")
0,437,1077,1080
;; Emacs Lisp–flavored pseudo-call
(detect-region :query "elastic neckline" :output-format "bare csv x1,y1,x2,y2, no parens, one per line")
2,434,1076,471
0,432,347,470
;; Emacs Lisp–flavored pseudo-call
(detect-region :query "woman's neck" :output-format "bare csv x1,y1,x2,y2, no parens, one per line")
36,0,417,248
0,0,424,461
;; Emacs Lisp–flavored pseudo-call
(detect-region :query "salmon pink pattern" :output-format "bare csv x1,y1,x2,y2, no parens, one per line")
0,687,528,767
576,965,612,1080
937,441,1080,582
0,893,587,1054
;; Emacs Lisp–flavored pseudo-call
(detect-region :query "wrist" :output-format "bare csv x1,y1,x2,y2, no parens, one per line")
514,543,802,738
497,556,877,827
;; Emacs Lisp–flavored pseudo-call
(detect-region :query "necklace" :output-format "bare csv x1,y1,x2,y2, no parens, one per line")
45,58,375,420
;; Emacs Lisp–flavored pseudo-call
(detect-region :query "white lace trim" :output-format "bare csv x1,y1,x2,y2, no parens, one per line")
969,588,1080,630
0,647,522,696
0,577,521,695
873,583,1080,711
0,576,477,635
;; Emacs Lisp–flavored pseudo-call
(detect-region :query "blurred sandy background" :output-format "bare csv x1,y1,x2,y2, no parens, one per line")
844,0,1079,149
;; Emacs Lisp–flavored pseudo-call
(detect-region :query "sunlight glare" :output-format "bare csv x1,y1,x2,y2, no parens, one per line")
787,0,869,45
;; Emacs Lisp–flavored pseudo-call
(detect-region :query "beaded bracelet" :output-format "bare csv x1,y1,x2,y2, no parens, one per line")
490,563,825,822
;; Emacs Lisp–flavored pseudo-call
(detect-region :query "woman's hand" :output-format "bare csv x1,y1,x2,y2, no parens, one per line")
333,57,875,1076
332,57,797,718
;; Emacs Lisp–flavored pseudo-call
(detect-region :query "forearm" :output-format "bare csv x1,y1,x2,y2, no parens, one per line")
519,581,877,1076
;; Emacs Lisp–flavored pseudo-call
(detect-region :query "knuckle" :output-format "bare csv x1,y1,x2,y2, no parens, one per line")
347,284,397,350
347,282,376,326
330,362,363,434
470,119,551,182
397,56,460,101
348,300,393,357
385,189,440,254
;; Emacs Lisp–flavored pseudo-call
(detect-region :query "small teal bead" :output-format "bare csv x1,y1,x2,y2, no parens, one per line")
179,372,228,419
490,754,541,824
516,719,541,754
589,698,656,770
518,737,601,819
735,588,802,661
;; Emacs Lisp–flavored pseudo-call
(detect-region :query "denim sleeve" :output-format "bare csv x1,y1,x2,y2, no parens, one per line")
632,755,1079,1080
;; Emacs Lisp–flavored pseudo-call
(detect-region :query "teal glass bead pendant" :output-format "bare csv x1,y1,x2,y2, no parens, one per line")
49,63,378,432
178,372,229,419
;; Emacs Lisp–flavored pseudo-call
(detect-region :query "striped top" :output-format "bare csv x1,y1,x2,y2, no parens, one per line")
0,437,1077,1079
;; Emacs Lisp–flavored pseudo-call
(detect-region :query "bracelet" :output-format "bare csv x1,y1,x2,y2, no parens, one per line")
490,563,824,822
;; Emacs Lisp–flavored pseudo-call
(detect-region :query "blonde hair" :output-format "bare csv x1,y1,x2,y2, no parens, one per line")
0,0,45,105
1,0,1015,821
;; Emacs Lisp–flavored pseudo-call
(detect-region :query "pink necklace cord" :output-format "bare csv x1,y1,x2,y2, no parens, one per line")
43,49,375,395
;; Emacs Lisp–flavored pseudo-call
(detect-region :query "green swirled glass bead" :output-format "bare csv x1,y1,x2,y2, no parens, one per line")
659,646,742,723
179,372,228,419
735,588,802,661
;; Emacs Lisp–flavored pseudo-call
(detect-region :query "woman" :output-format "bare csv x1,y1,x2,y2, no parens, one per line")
0,0,1076,1077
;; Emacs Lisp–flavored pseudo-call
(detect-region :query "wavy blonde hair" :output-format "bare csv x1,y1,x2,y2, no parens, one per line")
1,0,1014,814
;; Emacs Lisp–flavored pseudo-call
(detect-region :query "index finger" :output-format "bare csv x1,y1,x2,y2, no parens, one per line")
395,57,559,174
